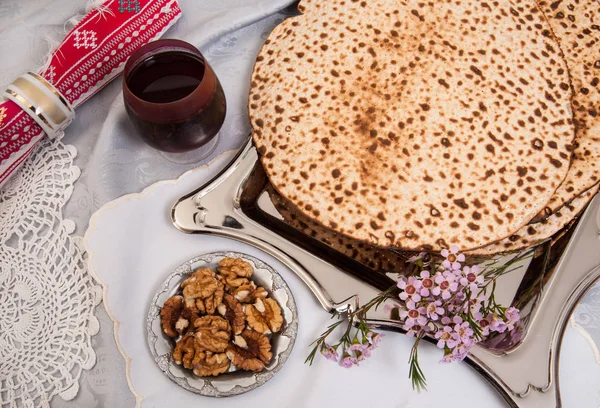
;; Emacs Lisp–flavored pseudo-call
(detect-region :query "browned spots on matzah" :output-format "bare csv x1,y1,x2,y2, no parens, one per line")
249,0,574,251
529,0,600,221
468,185,598,255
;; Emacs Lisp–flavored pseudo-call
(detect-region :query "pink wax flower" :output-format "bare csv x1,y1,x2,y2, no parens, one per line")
452,315,463,325
320,343,339,362
407,252,427,263
399,300,428,328
489,314,508,333
362,346,372,358
306,243,529,395
348,342,364,352
441,342,471,363
478,316,491,336
434,272,458,300
468,293,488,312
425,300,444,321
435,326,459,349
454,322,475,347
505,307,520,323
419,270,437,297
441,245,465,270
404,324,426,338
368,332,384,347
504,307,520,330
398,276,423,302
339,353,356,368
460,265,483,292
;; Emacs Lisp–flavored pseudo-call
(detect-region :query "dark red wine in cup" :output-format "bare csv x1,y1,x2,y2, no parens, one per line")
123,39,226,153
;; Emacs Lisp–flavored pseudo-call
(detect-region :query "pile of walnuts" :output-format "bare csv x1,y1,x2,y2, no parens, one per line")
160,257,284,376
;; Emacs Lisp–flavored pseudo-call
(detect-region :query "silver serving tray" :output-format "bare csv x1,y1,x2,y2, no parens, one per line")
171,139,600,407
147,251,298,397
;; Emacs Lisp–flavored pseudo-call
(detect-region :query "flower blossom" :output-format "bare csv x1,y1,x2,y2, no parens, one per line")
441,245,465,270
367,332,384,347
453,322,475,347
435,326,458,349
419,270,438,297
434,272,458,300
407,252,427,263
441,342,471,363
504,307,520,330
425,300,444,321
398,276,423,302
339,353,356,368
489,313,508,333
399,300,428,328
459,265,483,292
320,343,339,361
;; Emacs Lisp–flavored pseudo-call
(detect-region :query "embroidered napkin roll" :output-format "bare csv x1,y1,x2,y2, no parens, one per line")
0,0,182,187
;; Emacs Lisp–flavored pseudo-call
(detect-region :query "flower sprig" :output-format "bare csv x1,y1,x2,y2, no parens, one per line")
306,246,529,391
305,286,395,367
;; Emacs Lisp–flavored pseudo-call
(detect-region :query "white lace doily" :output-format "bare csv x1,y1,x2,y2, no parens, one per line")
0,138,101,408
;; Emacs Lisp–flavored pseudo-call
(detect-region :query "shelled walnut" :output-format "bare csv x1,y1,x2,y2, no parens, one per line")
194,315,231,353
192,351,230,377
245,298,283,334
218,258,253,289
162,256,286,378
175,307,200,335
173,334,199,369
217,294,246,335
181,268,224,314
226,330,272,372
231,281,268,304
160,295,201,338
160,295,184,338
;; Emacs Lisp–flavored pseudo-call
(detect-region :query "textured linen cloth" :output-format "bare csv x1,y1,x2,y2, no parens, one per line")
0,0,182,186
84,154,600,408
0,0,296,406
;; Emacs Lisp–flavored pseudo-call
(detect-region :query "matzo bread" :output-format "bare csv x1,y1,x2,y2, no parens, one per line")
266,185,411,273
250,0,574,251
530,0,600,221
468,185,598,255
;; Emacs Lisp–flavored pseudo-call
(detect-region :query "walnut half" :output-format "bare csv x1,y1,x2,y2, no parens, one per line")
174,307,200,336
193,315,231,353
226,329,272,372
245,298,283,334
172,334,199,369
231,281,268,304
181,268,224,314
160,295,184,338
217,294,246,335
192,351,230,377
160,295,200,338
218,257,253,289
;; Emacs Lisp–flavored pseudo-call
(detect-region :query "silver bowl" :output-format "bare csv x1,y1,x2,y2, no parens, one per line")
147,251,298,397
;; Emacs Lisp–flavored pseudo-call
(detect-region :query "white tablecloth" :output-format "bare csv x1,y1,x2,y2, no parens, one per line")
1,0,600,406
83,151,600,408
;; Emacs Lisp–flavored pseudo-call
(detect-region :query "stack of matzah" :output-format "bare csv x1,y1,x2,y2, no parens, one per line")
249,0,600,255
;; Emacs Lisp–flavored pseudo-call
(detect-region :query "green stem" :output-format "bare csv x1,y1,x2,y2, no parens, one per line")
408,335,427,391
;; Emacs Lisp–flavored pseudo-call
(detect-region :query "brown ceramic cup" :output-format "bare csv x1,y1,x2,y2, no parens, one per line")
123,39,226,154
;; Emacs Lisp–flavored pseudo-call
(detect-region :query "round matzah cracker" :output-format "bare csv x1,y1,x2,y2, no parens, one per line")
468,184,598,255
530,0,600,221
249,0,574,251
266,185,410,273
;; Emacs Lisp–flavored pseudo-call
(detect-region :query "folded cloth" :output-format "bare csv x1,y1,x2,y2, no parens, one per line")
0,0,182,187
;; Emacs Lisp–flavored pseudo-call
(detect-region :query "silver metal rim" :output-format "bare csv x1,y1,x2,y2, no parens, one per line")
146,251,298,397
